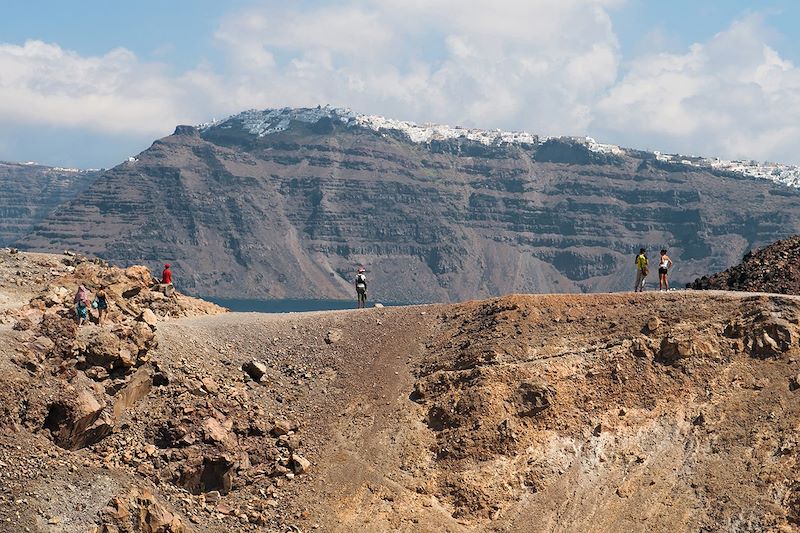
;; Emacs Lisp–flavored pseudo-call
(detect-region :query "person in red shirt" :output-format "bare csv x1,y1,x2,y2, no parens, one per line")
161,263,173,285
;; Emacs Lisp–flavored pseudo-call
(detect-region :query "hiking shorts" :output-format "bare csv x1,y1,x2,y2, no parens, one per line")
658,267,668,276
356,288,367,301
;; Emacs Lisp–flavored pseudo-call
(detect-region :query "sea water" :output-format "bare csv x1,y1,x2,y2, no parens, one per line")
203,298,408,313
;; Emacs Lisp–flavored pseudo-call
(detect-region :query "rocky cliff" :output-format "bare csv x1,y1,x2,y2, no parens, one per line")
690,234,800,294
17,107,800,301
0,161,97,247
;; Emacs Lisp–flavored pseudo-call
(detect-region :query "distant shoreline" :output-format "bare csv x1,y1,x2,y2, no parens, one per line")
202,297,412,313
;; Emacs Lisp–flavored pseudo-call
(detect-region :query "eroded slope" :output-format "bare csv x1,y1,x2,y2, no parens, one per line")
0,267,798,532
691,234,800,295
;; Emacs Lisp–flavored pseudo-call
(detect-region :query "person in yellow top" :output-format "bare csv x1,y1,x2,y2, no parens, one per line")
635,248,648,292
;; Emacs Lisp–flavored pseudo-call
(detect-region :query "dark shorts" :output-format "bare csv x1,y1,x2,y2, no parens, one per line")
356,287,367,301
76,304,88,319
658,268,668,275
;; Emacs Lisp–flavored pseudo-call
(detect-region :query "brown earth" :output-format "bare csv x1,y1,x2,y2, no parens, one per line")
691,234,800,295
1,252,799,532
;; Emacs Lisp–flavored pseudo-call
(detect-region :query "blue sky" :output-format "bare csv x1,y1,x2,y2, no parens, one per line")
1,0,799,167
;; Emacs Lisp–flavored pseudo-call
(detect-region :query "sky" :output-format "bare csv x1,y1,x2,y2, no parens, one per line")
1,0,800,168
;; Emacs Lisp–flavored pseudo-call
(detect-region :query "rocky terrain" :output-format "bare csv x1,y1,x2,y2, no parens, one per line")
0,161,97,247
1,250,799,532
691,234,800,295
16,107,800,302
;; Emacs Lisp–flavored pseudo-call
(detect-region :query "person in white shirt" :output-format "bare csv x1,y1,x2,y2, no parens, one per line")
658,249,673,291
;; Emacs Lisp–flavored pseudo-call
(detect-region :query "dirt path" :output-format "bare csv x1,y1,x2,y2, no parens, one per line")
157,305,456,531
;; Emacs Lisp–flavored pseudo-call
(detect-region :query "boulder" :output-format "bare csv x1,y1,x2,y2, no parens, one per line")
121,286,142,299
85,366,110,382
31,335,55,355
131,322,157,351
39,314,78,359
291,453,311,474
272,418,298,436
242,361,268,382
112,367,153,419
160,283,176,297
76,328,123,368
325,329,343,344
44,385,113,450
99,488,190,533
646,317,661,333
149,290,167,300
124,265,154,287
656,336,716,365
747,318,796,359
117,347,136,368
201,376,220,395
632,338,654,359
138,309,158,327
203,418,231,445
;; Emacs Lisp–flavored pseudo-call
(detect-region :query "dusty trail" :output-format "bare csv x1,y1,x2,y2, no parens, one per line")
156,305,459,531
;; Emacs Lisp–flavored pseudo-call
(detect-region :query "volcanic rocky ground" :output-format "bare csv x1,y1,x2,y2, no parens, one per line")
691,234,800,296
0,249,799,532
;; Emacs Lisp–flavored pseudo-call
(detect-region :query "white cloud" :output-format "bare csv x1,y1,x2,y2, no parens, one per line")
210,0,623,133
3,5,800,166
593,16,800,163
0,41,186,135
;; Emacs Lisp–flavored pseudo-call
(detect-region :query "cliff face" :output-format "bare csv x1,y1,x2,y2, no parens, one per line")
17,109,800,301
690,234,800,294
0,162,97,247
